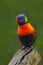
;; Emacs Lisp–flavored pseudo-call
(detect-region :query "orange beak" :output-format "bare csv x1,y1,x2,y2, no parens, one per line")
16,19,19,23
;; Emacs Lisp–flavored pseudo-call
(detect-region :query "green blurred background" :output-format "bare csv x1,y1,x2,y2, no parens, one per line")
0,0,43,65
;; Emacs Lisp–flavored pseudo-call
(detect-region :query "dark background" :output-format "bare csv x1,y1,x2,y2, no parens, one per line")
0,0,43,65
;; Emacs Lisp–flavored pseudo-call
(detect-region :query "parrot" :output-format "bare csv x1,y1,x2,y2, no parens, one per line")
16,14,36,47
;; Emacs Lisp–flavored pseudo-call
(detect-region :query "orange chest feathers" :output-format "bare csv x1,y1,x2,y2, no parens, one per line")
17,23,35,36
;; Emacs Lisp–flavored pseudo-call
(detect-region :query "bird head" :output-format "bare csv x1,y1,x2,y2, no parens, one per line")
16,14,27,25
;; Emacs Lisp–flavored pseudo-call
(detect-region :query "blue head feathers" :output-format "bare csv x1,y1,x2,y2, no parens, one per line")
16,14,27,25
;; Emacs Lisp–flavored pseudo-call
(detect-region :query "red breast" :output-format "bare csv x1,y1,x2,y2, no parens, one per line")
17,23,35,36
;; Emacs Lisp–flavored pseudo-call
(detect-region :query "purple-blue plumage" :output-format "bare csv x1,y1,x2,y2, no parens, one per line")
16,14,26,25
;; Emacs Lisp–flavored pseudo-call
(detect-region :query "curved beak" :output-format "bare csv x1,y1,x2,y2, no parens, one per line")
16,18,19,23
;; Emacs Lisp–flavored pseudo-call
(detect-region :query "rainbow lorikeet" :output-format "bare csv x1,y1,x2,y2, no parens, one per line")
16,14,36,47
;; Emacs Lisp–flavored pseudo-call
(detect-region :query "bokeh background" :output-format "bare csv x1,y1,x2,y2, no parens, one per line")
0,0,43,65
